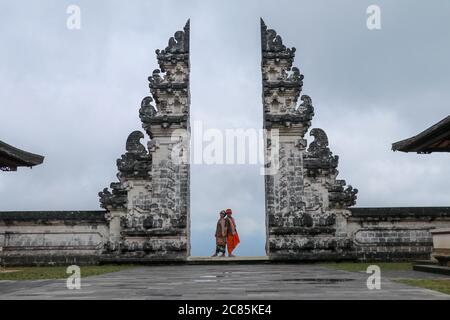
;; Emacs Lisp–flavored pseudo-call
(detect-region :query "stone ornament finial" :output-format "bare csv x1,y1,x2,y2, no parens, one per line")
98,182,127,210
261,18,312,131
156,19,190,63
304,128,339,176
125,131,147,155
141,20,190,134
329,184,359,208
166,19,190,54
308,128,330,155
260,18,296,58
261,18,290,53
116,131,152,180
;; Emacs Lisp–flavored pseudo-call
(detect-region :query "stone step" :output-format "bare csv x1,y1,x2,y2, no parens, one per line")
413,264,450,276
187,256,270,265
413,260,438,266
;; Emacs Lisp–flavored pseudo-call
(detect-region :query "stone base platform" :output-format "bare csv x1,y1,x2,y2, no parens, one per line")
99,255,186,265
413,264,450,276
414,260,439,266
99,256,271,265
187,256,270,265
99,255,354,266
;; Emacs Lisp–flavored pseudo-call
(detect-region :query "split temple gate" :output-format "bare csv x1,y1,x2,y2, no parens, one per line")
97,20,382,263
1,20,449,265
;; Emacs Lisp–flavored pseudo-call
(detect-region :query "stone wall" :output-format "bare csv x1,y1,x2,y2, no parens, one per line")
348,207,450,261
0,211,108,266
1,208,450,265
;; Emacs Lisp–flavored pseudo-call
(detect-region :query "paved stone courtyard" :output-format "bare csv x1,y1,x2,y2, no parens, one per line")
1,264,449,300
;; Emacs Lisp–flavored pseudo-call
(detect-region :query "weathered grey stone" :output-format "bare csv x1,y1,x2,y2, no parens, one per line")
348,207,450,261
2,264,450,300
261,19,357,260
99,20,191,262
0,211,108,266
3,21,450,266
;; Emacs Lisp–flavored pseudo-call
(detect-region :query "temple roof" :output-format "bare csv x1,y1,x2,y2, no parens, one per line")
0,140,44,171
392,115,450,153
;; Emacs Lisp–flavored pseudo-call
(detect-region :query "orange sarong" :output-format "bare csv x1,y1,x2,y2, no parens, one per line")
227,233,240,255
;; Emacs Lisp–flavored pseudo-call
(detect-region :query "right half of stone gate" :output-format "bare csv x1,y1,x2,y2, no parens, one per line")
260,19,358,261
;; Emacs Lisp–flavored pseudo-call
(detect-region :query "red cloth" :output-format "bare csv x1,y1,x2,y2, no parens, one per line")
226,216,240,254
227,233,240,255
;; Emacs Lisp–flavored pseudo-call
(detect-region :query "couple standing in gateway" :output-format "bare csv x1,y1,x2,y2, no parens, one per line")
212,208,240,257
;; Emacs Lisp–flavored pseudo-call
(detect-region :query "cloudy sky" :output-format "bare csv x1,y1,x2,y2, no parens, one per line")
1,0,449,256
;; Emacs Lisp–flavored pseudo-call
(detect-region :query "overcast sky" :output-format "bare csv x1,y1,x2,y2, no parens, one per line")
1,0,449,256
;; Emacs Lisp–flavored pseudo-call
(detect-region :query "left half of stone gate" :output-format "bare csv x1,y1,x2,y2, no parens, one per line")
99,21,191,262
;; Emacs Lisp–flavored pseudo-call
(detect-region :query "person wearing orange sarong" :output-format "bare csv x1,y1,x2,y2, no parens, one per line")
225,208,240,257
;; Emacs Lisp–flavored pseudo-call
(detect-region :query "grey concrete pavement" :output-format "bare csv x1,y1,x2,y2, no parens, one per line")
1,264,449,300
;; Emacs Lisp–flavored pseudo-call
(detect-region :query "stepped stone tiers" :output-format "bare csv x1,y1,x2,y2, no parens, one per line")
99,21,191,262
261,19,358,260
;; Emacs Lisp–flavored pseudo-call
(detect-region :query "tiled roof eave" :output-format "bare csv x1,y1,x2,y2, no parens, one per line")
0,140,44,167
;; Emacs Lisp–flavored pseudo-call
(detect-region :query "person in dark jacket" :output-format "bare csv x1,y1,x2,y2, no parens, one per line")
212,210,227,257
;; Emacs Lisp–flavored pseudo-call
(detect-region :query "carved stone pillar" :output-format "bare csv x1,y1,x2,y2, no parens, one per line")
261,19,358,261
99,21,190,262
